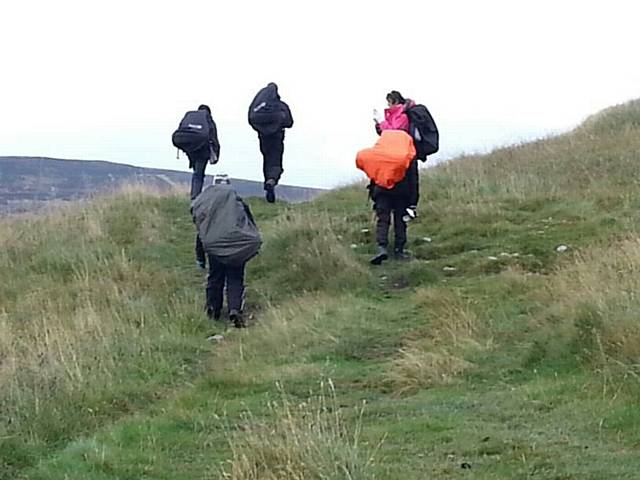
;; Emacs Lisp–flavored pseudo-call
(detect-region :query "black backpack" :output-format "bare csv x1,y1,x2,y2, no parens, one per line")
406,104,439,161
172,110,211,154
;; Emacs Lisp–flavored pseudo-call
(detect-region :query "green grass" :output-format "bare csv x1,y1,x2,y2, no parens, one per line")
3,100,640,478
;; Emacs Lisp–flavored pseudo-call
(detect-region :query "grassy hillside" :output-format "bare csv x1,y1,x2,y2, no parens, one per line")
2,99,640,479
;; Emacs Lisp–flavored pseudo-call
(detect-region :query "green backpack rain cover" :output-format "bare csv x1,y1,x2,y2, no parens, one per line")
192,185,262,266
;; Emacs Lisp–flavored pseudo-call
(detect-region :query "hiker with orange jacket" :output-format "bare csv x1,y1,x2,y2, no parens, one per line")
368,91,418,265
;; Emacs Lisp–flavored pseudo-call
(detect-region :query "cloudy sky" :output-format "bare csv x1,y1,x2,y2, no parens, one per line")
2,1,639,188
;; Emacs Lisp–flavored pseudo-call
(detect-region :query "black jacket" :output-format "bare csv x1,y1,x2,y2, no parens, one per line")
369,158,419,208
248,83,294,135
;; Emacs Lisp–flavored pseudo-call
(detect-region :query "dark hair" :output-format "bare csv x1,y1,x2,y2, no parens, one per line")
386,91,406,105
198,104,211,113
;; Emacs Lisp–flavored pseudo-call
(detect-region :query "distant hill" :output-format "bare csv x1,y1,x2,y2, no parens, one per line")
0,156,325,215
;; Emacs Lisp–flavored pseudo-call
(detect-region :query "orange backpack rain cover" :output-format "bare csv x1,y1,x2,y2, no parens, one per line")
356,130,416,189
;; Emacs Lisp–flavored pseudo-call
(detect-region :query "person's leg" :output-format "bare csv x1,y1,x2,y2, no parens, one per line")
205,256,225,320
225,263,245,312
225,263,246,327
191,152,208,266
260,132,284,202
371,196,391,265
190,154,208,200
392,204,408,258
195,235,206,268
269,131,285,185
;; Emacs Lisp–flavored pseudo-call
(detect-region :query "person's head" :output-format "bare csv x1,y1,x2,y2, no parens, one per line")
386,91,406,107
212,173,230,186
198,104,211,114
266,82,280,100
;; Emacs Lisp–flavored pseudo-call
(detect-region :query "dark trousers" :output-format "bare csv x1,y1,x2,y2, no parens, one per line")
189,151,208,263
206,256,246,314
189,155,208,200
374,194,407,250
259,131,285,186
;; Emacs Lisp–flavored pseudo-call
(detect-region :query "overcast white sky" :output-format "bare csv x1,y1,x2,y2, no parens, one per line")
1,1,639,188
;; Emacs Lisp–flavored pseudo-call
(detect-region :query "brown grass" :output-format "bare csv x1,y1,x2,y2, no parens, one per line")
0,185,192,433
221,381,379,480
545,237,640,367
212,294,334,385
385,288,487,394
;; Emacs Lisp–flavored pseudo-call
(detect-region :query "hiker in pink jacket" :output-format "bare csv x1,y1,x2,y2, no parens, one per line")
375,91,410,134
369,90,419,265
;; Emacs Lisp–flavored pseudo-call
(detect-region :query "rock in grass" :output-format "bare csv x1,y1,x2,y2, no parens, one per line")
556,244,569,253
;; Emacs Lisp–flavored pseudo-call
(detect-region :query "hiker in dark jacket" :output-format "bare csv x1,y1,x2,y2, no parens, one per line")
191,175,262,328
188,104,221,269
369,91,418,265
248,83,293,203
189,104,221,200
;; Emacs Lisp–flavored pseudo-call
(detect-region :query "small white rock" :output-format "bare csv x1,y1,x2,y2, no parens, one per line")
360,228,370,233
350,244,358,249
207,334,224,342
422,237,432,243
556,244,569,253
443,266,457,272
499,252,510,257
488,256,498,261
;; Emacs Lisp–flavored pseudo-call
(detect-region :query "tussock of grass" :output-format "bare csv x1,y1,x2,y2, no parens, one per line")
385,288,486,393
544,237,640,368
386,347,473,394
221,381,378,480
253,210,371,296
411,287,481,348
212,294,333,384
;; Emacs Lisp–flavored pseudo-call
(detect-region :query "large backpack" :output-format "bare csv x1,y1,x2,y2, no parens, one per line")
406,104,439,161
356,130,416,189
172,110,211,154
191,185,262,266
248,84,289,136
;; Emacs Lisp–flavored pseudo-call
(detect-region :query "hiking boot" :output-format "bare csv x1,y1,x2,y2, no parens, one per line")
394,249,411,261
265,179,276,203
229,309,246,328
370,246,389,265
